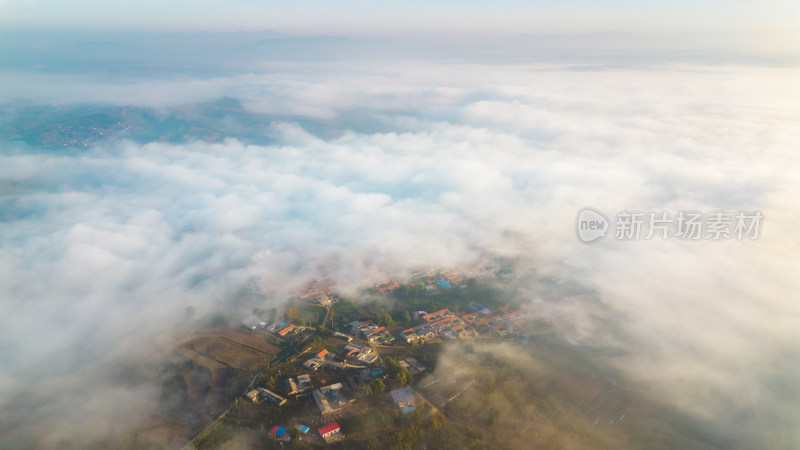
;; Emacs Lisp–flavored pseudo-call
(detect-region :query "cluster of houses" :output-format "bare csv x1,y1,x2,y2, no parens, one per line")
462,305,533,336
241,316,304,338
263,321,302,337
253,368,414,444
398,305,532,342
347,320,395,344
252,376,346,442
236,259,531,446
445,259,501,283
311,292,337,306
411,258,501,293
400,309,470,343
302,345,373,371
246,373,358,422
288,277,341,306
292,257,504,304
249,373,355,417
295,278,337,299
268,422,341,444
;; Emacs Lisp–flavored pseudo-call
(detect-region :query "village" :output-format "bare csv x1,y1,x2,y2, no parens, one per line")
185,257,543,448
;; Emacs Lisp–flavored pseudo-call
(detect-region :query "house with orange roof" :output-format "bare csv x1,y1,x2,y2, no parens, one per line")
461,311,481,320
475,315,498,326
422,309,449,321
278,324,297,336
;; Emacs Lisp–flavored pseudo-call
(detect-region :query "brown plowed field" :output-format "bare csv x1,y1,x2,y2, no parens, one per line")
174,329,279,371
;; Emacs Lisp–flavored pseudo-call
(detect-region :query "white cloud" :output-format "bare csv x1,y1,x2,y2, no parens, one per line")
1,60,799,446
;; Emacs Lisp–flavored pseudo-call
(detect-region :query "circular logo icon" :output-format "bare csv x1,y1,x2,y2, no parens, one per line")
576,207,609,243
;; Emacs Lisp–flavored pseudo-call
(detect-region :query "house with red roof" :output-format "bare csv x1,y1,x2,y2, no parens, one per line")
318,422,341,441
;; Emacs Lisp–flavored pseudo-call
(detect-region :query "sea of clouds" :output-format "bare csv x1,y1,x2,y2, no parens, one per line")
1,47,799,447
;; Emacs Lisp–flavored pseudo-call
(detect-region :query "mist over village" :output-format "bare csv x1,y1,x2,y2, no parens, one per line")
1,1,799,449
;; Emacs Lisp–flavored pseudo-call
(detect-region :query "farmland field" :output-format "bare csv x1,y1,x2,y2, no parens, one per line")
175,329,279,370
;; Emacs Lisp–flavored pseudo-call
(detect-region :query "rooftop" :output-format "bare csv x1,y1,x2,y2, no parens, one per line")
318,422,341,435
278,324,296,335
390,386,416,406
422,308,449,321
242,315,264,329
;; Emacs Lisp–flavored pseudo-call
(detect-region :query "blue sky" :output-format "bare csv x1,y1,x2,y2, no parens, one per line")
1,0,798,43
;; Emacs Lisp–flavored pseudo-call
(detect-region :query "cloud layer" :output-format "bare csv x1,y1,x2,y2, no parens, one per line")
1,57,799,447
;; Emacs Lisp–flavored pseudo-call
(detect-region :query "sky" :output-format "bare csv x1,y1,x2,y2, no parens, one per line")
1,1,799,448
1,0,799,48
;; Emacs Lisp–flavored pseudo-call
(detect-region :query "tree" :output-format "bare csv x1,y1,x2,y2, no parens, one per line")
380,313,395,327
185,305,196,320
397,369,412,387
285,306,300,323
396,285,411,300
384,357,413,386
384,357,401,376
368,377,385,396
289,427,301,439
